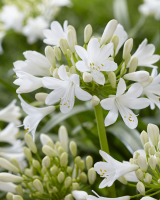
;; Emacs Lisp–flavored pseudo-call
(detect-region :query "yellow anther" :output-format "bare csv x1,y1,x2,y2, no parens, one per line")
24,128,29,133
64,102,67,105
60,103,62,105
130,114,132,116
100,169,102,172
68,100,69,102
68,106,70,108
92,63,94,65
124,116,126,118
60,97,61,100
129,119,132,121
104,170,107,172
101,64,104,66
90,63,92,66
106,177,107,179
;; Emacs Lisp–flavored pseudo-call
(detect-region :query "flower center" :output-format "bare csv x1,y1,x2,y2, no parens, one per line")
100,169,107,179
89,63,104,71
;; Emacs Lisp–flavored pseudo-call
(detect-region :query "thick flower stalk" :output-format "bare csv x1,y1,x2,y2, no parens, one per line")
0,126,96,200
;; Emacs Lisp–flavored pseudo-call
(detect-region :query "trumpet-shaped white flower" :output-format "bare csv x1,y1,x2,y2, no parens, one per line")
43,20,68,46
14,71,43,93
0,181,16,193
13,50,51,76
42,65,92,113
22,16,49,44
75,38,117,85
94,150,139,188
127,39,160,68
18,95,55,139
101,78,150,129
0,100,21,125
143,68,160,109
72,190,88,200
0,5,24,32
139,0,160,20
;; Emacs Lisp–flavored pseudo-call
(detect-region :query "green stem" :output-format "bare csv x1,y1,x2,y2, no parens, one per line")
94,103,116,197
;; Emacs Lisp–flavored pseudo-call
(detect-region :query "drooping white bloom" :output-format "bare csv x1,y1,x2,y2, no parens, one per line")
0,100,21,125
94,150,139,188
0,5,24,32
75,38,118,85
127,39,160,68
14,71,43,93
0,31,5,54
142,68,160,109
22,16,49,44
18,95,55,139
100,78,150,129
43,20,68,46
0,181,16,193
72,190,88,200
139,0,160,20
13,50,51,76
42,65,92,113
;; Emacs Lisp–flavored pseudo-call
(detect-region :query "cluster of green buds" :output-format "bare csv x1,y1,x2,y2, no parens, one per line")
0,126,96,200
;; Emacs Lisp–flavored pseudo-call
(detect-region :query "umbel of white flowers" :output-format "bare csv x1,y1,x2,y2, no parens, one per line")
0,126,96,200
13,19,160,138
90,123,160,200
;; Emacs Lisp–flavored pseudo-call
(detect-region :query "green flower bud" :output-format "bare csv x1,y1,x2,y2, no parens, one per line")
140,131,149,146
129,158,134,164
42,145,58,157
57,172,65,183
41,166,47,174
148,156,157,170
133,152,140,160
84,24,92,44
10,158,20,171
72,182,79,190
54,46,61,61
23,147,32,162
64,194,74,200
50,165,58,175
15,185,23,196
137,155,148,172
149,147,155,155
69,141,77,157
24,169,32,177
108,71,116,88
59,39,69,55
58,146,65,155
33,179,44,194
45,46,56,67
67,166,72,174
35,92,48,102
52,186,58,193
135,169,144,181
55,141,61,149
64,177,72,188
79,172,87,183
79,160,85,171
88,167,96,184
0,173,23,183
0,158,19,173
112,35,119,51
70,66,76,74
117,175,127,185
46,141,54,149
120,65,126,76
24,134,37,154
6,192,14,200
144,142,151,155
32,159,40,169
75,156,81,166
60,152,68,167
13,195,23,200
129,57,138,73
86,156,93,170
137,181,145,195
156,152,160,158
158,179,160,183
147,123,159,147
145,173,152,184
67,30,76,53
67,49,72,60
123,38,133,60
42,156,50,168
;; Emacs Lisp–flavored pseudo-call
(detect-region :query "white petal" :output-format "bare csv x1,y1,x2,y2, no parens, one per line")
0,181,16,193
145,92,160,109
116,78,126,97
42,77,65,89
123,71,149,82
120,98,150,109
58,65,69,81
87,38,100,63
91,71,105,85
100,60,118,72
45,88,66,105
104,105,118,126
100,97,115,110
98,43,114,61
75,85,92,101
75,45,88,63
69,74,80,86
72,191,88,200
76,61,89,72
124,83,143,98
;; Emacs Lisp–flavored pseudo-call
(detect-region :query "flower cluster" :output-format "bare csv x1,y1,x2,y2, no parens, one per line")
13,19,160,138
90,123,160,200
0,0,71,53
0,126,96,200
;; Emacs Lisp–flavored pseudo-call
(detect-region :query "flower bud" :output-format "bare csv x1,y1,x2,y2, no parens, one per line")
91,95,100,106
125,54,131,66
88,168,96,184
24,168,32,177
69,141,77,157
57,172,65,183
83,72,92,82
10,158,21,171
47,141,54,149
58,146,65,155
6,192,14,200
65,177,72,188
148,156,156,170
140,76,153,88
137,155,148,172
145,173,152,184
123,38,133,60
79,160,85,171
42,156,50,168
53,68,59,78
67,49,72,60
156,152,160,158
84,24,92,44
120,65,126,75
108,71,116,88
45,46,56,67
156,157,160,166
144,142,151,155
149,147,155,155
100,19,118,45
54,46,61,61
129,57,138,73
112,35,119,51
124,71,149,82
0,158,19,173
24,134,37,154
58,125,68,152
67,30,76,53
13,195,23,200
136,169,144,181
32,159,40,169
67,166,72,174
72,191,88,200
50,165,58,175
133,152,140,160
86,156,93,170
137,181,145,195
79,172,87,183
130,158,134,164
60,152,68,167
42,145,58,157
158,179,160,183
147,123,159,146
72,182,79,190
35,93,48,102
75,156,81,166
15,185,23,196
64,194,73,200
0,173,23,183
40,133,52,146
140,131,149,146
70,66,76,74
59,39,69,55
33,179,44,194
117,176,127,185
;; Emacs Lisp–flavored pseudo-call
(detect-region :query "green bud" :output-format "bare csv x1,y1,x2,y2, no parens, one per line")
58,146,65,155
72,182,79,190
70,66,77,74
129,57,138,73
88,167,96,184
125,54,131,65
156,152,160,158
86,156,93,170
67,166,72,174
42,145,58,157
69,141,77,157
50,165,58,175
79,160,85,171
158,179,160,183
15,185,23,196
0,158,19,173
10,158,20,171
6,192,14,200
91,95,100,106
75,156,81,166
54,46,61,61
35,93,48,102
148,156,156,170
140,131,149,146
24,169,32,177
59,39,69,55
46,141,54,149
52,186,58,193
133,152,140,160
129,158,134,164
67,29,76,53
24,134,37,154
33,179,44,194
79,172,87,183
41,166,47,174
147,123,159,147
13,195,23,200
145,173,152,184
60,152,68,167
55,141,61,149
53,68,59,78
149,147,155,155
117,175,127,185
123,38,133,60
144,142,151,155
67,49,72,60
137,181,145,195
32,159,40,169
64,177,72,188
45,46,56,67
84,24,92,44
42,156,50,168
136,169,144,181
83,72,92,83
64,194,74,200
120,65,126,75
57,172,65,183
108,71,116,88
112,35,119,51
23,147,32,162
137,155,148,172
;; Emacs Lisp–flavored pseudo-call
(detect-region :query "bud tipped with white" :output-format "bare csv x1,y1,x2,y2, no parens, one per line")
112,35,119,51
59,39,69,55
86,156,93,170
13,195,23,200
57,172,65,183
72,191,88,200
33,179,44,194
91,95,100,106
144,142,151,155
60,152,68,167
42,145,58,157
58,125,68,152
64,194,73,200
148,156,156,170
50,165,58,175
84,24,92,44
70,66,77,74
147,124,159,146
137,155,148,172
117,176,127,185
67,30,76,53
145,173,152,184
135,169,144,181
88,167,96,184
23,147,32,162
100,19,118,45
45,46,56,67
24,134,37,154
108,71,116,88
69,141,77,157
79,172,87,183
123,71,149,82
149,147,155,155
140,76,153,88
64,177,72,188
83,72,92,82
54,46,61,61
137,181,145,195
0,173,23,183
123,38,133,60
42,156,50,168
6,192,14,200
140,131,149,146
0,158,19,173
129,57,138,73
35,93,48,102
32,159,40,169
72,182,79,190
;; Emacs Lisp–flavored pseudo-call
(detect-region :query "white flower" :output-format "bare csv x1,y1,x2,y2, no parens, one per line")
18,95,55,139
127,39,160,68
87,194,130,200
0,181,16,193
94,150,139,188
72,190,88,200
139,0,160,20
22,16,49,44
75,38,118,85
143,68,160,109
14,71,43,93
0,100,21,125
0,5,24,31
123,171,138,183
123,71,149,82
101,78,150,129
42,65,92,113
0,31,5,54
13,50,51,76
140,197,157,200
43,20,68,46
49,0,71,7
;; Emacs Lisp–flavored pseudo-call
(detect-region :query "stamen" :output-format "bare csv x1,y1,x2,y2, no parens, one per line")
68,106,70,108
24,128,29,133
92,190,100,198
101,64,104,66
64,102,67,105
124,116,126,118
100,169,102,172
